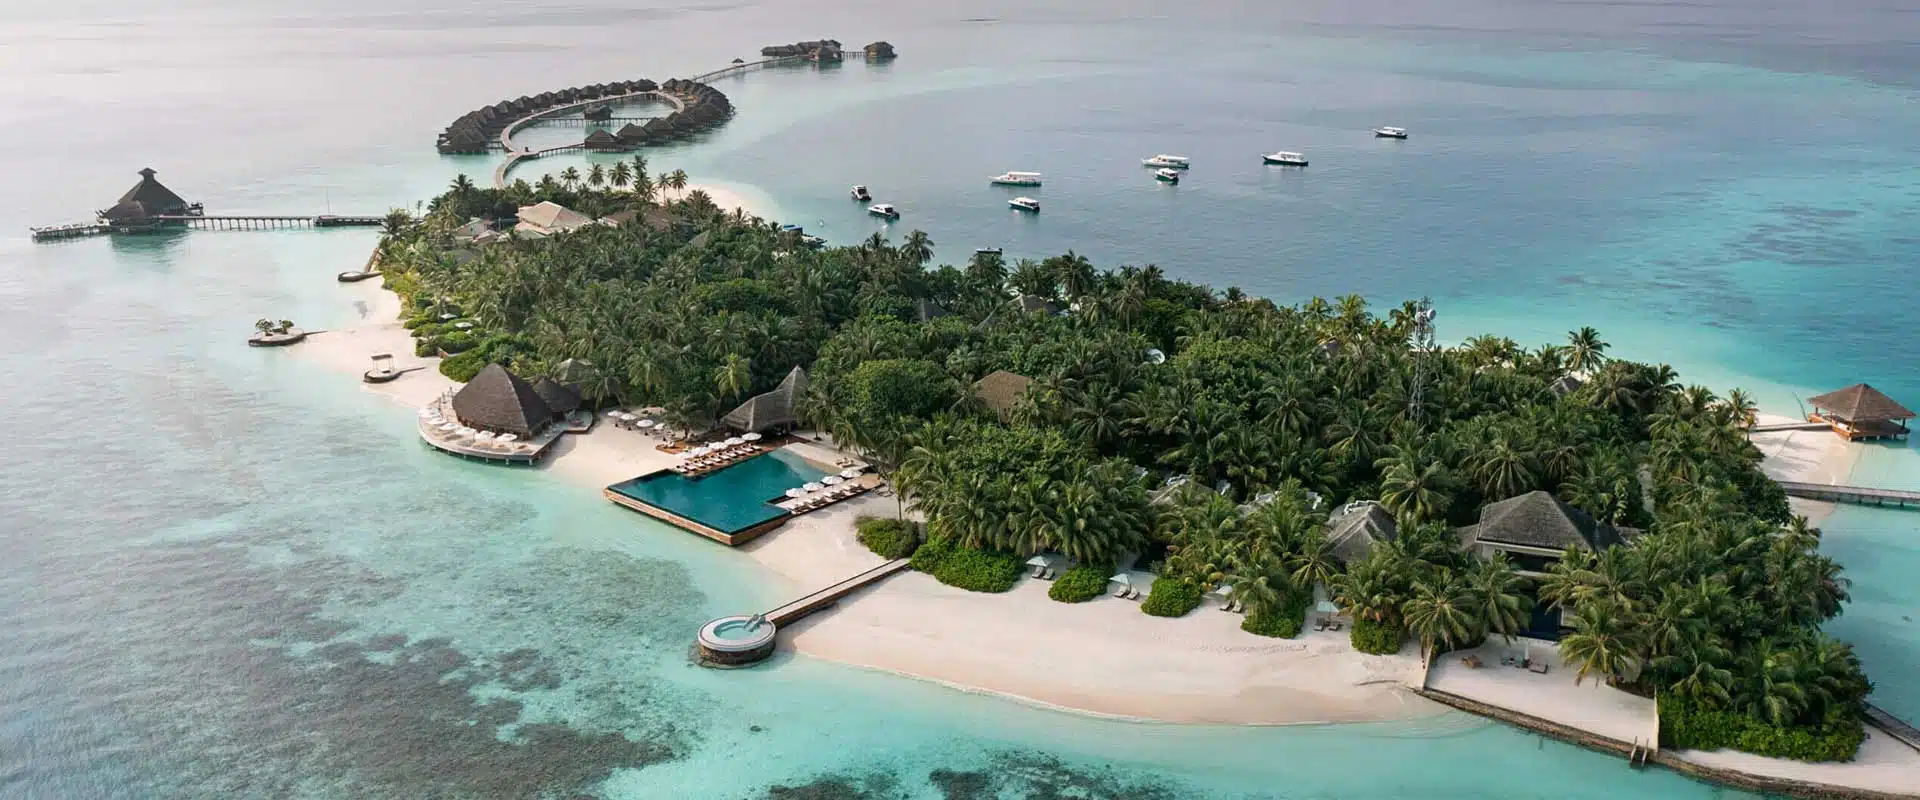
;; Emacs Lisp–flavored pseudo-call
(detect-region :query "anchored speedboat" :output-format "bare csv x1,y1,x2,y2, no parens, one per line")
1008,197,1040,213
868,203,899,219
1263,151,1309,166
850,184,871,201
1141,154,1191,169
1153,168,1180,184
1373,126,1408,139
990,171,1043,186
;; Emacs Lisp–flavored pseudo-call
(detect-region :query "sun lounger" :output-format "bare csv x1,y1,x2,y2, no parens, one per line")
1328,620,1343,631
1528,661,1549,674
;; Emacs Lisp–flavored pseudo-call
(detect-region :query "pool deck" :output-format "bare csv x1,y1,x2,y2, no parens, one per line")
603,444,858,546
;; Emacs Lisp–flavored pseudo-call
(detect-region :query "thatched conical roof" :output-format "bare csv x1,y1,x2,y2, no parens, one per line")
973,370,1032,422
1809,383,1914,422
721,366,808,432
116,168,190,216
584,128,621,149
532,376,582,415
1326,502,1397,564
451,364,553,438
552,358,594,388
1460,491,1634,552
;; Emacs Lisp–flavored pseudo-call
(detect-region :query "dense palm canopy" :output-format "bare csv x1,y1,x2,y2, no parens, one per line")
383,171,1869,754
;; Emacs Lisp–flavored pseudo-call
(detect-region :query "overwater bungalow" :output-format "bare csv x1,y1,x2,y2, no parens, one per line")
583,129,623,151
722,366,808,434
1807,383,1913,441
98,168,200,227
972,370,1033,423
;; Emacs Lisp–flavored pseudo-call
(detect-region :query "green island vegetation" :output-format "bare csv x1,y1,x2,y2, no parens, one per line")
1047,565,1111,603
376,164,1872,761
854,516,921,560
1140,577,1203,618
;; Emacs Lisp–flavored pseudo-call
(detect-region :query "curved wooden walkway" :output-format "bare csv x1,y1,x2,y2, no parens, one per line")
489,55,803,189
1776,481,1920,508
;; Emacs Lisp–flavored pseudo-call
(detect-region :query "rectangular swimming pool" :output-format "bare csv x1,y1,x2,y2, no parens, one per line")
606,448,830,537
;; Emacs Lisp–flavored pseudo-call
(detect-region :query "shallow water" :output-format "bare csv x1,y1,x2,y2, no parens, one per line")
2,1,1917,797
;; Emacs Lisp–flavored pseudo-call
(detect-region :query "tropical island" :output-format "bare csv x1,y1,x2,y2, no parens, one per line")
335,159,1912,795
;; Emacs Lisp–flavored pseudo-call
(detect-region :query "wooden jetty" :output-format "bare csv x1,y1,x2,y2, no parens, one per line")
1865,703,1920,753
523,116,656,128
764,558,911,627
1750,421,1831,433
29,168,383,242
1775,481,1920,508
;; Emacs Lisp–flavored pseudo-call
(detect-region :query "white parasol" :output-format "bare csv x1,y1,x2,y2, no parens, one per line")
724,437,745,447
637,419,655,429
498,433,518,442
822,476,844,486
839,468,863,479
785,488,807,498
741,432,762,441
803,482,825,492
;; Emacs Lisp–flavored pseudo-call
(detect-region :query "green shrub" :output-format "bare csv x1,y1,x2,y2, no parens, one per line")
437,331,477,354
855,516,920,560
1141,577,1202,618
440,351,486,382
403,315,435,330
1660,697,1865,762
909,534,954,574
414,322,452,339
1242,591,1310,638
1350,617,1405,655
930,546,1023,593
1048,565,1109,603
415,340,436,358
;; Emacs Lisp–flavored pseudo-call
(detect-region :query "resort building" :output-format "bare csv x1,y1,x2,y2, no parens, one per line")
98,168,200,226
1457,491,1640,638
973,370,1034,423
1548,375,1584,398
1807,383,1913,441
722,366,808,433
1324,500,1398,564
514,201,595,238
583,129,622,151
418,364,573,464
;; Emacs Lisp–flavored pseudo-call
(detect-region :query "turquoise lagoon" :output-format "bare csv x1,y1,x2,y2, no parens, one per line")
2,0,1918,797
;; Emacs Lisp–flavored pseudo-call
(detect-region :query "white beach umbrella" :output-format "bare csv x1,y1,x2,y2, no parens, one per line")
456,427,476,436
604,410,621,418
839,468,863,479
785,488,806,498
637,419,655,428
476,431,495,440
1109,573,1132,587
822,476,844,486
1026,556,1051,568
741,432,762,441
803,482,825,492
498,433,518,442
689,445,711,456
724,437,745,447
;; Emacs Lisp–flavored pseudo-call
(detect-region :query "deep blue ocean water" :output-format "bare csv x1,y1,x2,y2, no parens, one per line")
2,1,1917,797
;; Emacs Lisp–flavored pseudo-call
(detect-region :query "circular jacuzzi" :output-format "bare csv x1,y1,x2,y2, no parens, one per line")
696,615,776,665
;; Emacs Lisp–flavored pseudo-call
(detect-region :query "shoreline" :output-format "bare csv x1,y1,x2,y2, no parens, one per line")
295,261,1874,731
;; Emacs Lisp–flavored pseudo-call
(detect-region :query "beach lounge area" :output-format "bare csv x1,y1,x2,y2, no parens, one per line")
416,364,580,464
1423,639,1659,748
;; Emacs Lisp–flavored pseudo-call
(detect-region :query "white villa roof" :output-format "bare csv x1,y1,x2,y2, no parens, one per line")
516,201,594,234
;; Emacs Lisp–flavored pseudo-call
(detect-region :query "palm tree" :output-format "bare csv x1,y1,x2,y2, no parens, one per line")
587,163,606,189
899,230,935,266
448,174,476,201
1465,556,1533,643
1558,599,1643,686
559,167,582,191
1403,573,1477,658
714,353,752,400
663,169,689,201
609,161,632,189
1378,457,1451,522
380,208,414,240
632,174,656,205
1468,435,1537,500
1566,327,1609,375
628,154,650,187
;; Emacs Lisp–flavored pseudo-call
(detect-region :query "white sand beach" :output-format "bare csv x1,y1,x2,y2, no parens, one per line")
1750,412,1862,523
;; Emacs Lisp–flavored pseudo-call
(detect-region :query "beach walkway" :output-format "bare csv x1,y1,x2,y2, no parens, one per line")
1423,640,1659,750
763,558,910,627
1775,481,1920,508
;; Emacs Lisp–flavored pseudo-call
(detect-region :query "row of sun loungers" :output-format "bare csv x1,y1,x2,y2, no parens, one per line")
1313,617,1345,632
1111,585,1143,600
671,444,766,475
786,482,870,513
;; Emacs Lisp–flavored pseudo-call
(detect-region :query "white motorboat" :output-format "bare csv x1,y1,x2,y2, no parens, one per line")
850,184,871,201
868,203,899,219
1008,197,1040,213
989,171,1043,186
1153,168,1180,183
1263,151,1309,166
1141,154,1191,169
1373,126,1409,139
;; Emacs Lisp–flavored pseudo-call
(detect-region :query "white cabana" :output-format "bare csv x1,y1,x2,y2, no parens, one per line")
822,476,844,486
839,468,863,479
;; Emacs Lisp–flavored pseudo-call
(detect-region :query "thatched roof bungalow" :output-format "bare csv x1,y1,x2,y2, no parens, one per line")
721,366,809,433
1325,501,1397,564
973,370,1033,422
1809,383,1913,440
1457,491,1639,575
532,376,583,415
584,129,623,151
451,364,554,438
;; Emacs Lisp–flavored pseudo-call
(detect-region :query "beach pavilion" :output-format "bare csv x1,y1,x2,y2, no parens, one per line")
451,364,556,438
1807,383,1913,441
721,366,808,434
98,167,200,227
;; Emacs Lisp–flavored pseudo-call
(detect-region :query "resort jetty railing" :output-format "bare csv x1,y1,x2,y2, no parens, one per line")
1865,702,1920,753
1774,480,1920,509
764,558,911,627
32,214,384,241
1751,421,1833,433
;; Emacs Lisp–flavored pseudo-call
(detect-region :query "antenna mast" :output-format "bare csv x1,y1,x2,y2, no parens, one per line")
1409,297,1437,428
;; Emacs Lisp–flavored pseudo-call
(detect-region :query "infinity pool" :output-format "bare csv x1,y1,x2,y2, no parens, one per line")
607,448,830,535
